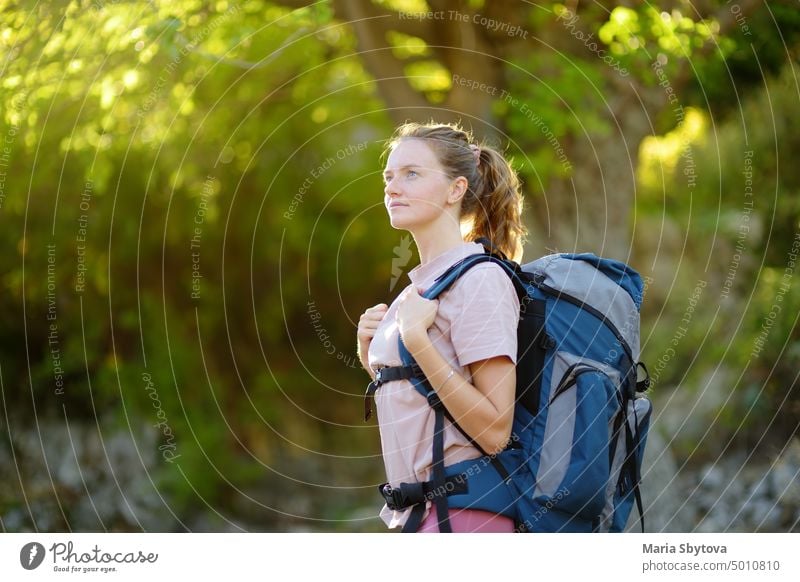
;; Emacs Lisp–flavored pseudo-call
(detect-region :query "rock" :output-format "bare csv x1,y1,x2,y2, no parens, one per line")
699,463,725,490
1,419,174,532
772,443,800,506
655,370,730,454
631,424,695,532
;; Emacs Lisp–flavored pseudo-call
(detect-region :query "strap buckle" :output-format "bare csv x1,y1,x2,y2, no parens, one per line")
426,390,443,410
378,475,469,511
364,370,384,422
364,365,424,421
379,482,426,511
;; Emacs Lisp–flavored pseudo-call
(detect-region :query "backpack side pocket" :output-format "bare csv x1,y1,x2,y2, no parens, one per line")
533,351,621,522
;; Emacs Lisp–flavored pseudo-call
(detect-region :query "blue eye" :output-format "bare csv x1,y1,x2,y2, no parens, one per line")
407,170,417,177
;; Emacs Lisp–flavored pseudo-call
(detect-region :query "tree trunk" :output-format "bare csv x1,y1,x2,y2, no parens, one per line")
527,88,658,260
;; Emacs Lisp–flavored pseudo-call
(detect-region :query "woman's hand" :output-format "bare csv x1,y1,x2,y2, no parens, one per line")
357,303,388,376
396,287,438,353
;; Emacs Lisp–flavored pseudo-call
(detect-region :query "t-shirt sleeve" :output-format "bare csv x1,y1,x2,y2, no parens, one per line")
445,262,520,368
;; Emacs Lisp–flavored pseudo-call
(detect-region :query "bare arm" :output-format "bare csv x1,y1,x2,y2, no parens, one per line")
403,330,516,455
393,276,517,454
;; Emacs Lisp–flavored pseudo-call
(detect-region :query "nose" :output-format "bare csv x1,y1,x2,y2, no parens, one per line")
384,177,399,198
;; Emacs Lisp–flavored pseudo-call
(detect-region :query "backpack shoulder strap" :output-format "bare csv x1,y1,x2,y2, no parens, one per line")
423,252,525,301
399,248,526,384
393,246,524,532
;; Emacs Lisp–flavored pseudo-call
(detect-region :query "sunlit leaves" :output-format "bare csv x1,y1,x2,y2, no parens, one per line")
373,0,428,13
598,6,718,58
386,31,430,58
638,107,708,192
404,59,451,94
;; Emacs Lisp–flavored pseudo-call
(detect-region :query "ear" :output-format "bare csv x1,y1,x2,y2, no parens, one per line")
447,176,468,205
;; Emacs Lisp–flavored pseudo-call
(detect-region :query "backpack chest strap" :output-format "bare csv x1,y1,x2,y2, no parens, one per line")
363,363,423,421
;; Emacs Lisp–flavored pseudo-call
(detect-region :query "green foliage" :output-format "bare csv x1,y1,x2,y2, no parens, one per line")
1,0,798,530
505,4,724,192
0,0,393,525
637,63,800,451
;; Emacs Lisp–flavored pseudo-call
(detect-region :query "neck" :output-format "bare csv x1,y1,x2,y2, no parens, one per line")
411,219,465,265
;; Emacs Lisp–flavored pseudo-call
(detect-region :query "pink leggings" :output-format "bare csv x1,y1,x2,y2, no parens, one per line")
418,508,515,533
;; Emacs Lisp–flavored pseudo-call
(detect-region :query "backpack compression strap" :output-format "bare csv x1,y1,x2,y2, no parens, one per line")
606,398,646,533
623,403,646,532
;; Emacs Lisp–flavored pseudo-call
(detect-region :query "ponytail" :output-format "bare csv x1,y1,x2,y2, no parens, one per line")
466,146,526,262
385,121,526,261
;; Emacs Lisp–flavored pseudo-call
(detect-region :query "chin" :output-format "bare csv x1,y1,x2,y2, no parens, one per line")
388,217,412,230
387,211,414,230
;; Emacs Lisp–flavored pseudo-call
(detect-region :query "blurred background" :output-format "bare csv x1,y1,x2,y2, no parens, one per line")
1,0,798,533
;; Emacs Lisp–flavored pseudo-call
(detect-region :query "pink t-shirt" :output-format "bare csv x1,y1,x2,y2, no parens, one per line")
368,242,520,529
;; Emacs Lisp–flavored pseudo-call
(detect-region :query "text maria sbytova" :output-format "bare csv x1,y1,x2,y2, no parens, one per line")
643,543,728,556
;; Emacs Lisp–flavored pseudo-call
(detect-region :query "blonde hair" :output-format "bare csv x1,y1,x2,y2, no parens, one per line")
384,121,526,261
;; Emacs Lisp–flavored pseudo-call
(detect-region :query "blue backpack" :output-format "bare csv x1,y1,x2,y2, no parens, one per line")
365,241,652,533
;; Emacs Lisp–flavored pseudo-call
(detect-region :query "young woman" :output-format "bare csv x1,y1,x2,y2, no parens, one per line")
357,121,526,533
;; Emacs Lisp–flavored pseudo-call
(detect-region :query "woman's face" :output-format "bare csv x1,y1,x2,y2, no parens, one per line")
382,139,455,231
